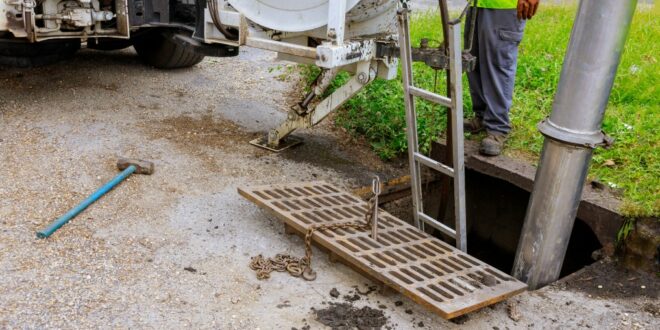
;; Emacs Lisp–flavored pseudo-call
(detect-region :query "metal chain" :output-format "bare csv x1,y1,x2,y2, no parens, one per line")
249,194,377,281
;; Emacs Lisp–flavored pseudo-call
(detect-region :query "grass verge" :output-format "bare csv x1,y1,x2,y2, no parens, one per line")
301,5,658,217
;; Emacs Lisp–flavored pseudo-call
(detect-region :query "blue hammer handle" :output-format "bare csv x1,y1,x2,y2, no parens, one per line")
36,165,137,239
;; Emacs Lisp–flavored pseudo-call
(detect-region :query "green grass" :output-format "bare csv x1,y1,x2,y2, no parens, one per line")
302,5,658,217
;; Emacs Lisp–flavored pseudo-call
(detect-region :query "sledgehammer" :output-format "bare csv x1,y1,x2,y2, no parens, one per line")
36,158,154,239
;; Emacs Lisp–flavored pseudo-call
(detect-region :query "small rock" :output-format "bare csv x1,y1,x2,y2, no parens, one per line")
591,249,605,261
329,288,340,298
507,301,522,322
184,266,197,273
405,309,413,314
603,159,616,167
394,301,403,307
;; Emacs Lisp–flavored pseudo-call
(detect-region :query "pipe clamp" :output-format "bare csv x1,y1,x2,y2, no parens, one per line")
538,118,613,149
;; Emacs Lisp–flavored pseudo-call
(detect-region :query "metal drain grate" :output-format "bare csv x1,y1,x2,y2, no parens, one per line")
238,181,527,319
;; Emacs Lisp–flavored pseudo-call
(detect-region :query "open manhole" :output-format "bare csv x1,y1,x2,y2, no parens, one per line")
359,171,605,282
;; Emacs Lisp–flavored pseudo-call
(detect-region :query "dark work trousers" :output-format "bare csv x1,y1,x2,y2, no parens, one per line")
466,8,525,135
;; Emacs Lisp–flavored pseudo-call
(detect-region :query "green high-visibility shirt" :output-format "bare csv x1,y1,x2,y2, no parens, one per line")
477,0,518,9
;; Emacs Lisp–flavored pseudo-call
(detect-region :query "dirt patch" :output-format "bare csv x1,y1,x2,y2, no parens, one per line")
314,302,388,330
142,114,257,149
559,259,659,299
140,114,262,170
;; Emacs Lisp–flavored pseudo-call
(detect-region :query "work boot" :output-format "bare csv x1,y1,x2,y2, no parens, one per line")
463,116,485,133
479,133,507,156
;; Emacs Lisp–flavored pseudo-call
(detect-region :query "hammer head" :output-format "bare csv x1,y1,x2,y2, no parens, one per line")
117,157,154,175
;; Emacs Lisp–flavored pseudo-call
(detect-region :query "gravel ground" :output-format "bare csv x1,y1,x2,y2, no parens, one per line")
0,47,657,329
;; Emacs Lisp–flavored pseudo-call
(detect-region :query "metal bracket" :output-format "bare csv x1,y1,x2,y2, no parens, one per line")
316,40,377,69
412,47,477,72
376,42,477,72
327,0,347,45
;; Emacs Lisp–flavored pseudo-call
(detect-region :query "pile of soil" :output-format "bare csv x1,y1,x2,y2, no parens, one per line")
314,302,388,330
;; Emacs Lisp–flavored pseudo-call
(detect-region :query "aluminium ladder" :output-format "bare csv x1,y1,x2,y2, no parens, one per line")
396,8,467,252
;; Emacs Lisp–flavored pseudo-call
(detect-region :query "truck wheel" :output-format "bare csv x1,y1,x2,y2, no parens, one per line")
133,30,204,69
0,39,80,67
87,38,134,51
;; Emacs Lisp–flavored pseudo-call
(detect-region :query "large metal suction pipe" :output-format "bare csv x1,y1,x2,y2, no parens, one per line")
512,0,637,289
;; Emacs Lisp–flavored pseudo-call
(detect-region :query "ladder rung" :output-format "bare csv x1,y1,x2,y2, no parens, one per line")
414,153,455,177
408,86,452,108
418,212,456,238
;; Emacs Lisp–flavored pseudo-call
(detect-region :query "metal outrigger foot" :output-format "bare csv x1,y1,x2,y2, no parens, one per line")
249,136,303,152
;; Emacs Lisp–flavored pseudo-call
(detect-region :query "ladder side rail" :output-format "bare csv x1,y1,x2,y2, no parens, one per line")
448,23,467,252
397,9,424,230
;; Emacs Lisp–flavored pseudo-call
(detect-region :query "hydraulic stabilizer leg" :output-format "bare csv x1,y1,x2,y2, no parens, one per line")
250,61,376,151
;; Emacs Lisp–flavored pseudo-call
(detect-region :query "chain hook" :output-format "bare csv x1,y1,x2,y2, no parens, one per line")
250,180,383,281
371,175,381,241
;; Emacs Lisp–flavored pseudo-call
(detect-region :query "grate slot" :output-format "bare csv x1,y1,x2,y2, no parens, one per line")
254,190,271,200
385,251,407,264
459,254,481,266
284,188,302,197
419,287,445,302
421,263,444,276
395,248,416,261
390,270,415,285
429,284,454,299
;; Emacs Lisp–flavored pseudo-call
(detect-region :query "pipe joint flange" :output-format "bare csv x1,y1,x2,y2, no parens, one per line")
538,118,613,149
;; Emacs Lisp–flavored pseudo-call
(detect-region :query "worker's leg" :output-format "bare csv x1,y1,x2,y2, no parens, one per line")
466,7,486,119
478,9,525,135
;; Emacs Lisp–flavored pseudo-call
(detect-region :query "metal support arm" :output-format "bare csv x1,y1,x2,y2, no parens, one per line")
259,61,376,149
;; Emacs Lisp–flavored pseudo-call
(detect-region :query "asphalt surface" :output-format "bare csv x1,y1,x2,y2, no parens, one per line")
0,47,656,329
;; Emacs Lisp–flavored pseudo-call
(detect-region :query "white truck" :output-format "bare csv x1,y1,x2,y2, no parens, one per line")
0,0,403,145
0,0,399,71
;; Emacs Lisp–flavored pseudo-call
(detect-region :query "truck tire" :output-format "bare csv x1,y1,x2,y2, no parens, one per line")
133,30,204,69
0,39,80,67
87,38,133,51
